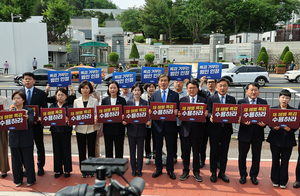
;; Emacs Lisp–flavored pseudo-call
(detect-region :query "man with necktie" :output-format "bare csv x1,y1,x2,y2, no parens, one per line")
237,82,267,185
150,73,179,179
19,72,48,176
207,78,236,183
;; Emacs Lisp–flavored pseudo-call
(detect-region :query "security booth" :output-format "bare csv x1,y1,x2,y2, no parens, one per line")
79,41,110,66
216,45,227,62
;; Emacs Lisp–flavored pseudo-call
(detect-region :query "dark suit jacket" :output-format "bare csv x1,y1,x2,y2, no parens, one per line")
207,93,236,136
9,106,34,148
180,95,207,138
266,105,297,148
126,98,148,137
101,95,127,135
150,89,179,133
19,87,48,113
238,97,268,142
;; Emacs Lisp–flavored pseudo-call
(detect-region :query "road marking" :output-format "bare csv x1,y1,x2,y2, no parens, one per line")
0,85,10,87
284,88,298,93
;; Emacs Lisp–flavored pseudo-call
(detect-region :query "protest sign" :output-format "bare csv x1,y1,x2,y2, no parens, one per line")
97,105,122,123
26,105,39,122
124,106,149,123
150,102,176,121
168,64,191,81
197,62,222,79
113,72,136,88
48,71,71,87
212,103,241,123
41,108,66,126
68,108,95,125
79,68,102,84
179,103,207,122
269,109,300,129
141,67,164,83
240,104,269,124
0,110,27,131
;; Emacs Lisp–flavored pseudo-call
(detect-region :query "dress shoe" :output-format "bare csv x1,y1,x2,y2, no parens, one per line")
167,172,176,180
15,183,22,187
250,177,258,185
199,161,205,169
137,171,142,177
89,173,95,177
173,158,177,163
193,173,202,182
217,162,221,169
132,171,137,177
210,173,217,183
64,172,70,178
54,172,62,178
239,176,246,184
1,173,7,178
272,182,279,187
37,167,45,176
180,171,189,181
293,181,300,188
280,185,286,189
81,173,88,178
152,170,162,178
27,182,34,187
218,173,230,183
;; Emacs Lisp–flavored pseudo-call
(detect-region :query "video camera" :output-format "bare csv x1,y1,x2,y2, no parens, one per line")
55,166,145,196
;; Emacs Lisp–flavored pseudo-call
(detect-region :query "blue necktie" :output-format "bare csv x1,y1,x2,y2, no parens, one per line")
220,96,224,104
192,97,195,103
251,100,255,104
27,90,31,105
162,91,166,102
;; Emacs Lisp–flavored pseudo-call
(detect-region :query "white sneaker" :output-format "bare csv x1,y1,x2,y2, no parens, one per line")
273,183,279,187
280,185,286,189
153,159,155,165
145,158,150,165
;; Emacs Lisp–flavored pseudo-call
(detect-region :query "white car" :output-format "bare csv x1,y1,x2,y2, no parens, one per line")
284,70,300,83
191,62,236,79
221,65,269,86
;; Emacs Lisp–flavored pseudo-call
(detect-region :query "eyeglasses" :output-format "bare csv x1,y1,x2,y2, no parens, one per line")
207,81,215,84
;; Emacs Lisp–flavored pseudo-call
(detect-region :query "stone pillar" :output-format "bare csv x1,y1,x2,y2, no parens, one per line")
251,40,261,64
209,34,225,62
71,39,80,64
112,34,125,63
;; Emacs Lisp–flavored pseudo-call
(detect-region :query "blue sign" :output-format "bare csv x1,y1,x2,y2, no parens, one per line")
79,68,102,84
197,62,222,79
141,67,164,83
113,72,136,88
48,71,71,87
168,64,192,81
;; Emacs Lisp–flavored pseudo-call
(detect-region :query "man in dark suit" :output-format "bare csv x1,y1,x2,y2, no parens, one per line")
19,72,48,176
293,102,300,188
237,82,267,185
150,73,179,180
179,79,206,182
207,78,236,183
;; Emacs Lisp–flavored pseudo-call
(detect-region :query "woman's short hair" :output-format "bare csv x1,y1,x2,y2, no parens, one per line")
279,89,291,98
12,91,26,102
107,81,120,96
78,80,93,94
55,88,68,96
143,83,157,91
131,83,144,94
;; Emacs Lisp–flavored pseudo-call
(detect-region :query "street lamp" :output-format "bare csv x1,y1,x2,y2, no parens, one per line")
11,13,22,22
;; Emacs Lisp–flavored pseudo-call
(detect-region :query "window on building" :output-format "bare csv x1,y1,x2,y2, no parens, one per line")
48,52,54,62
267,37,270,40
263,38,265,41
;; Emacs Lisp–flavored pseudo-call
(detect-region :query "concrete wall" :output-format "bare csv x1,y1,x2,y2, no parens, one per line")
262,31,276,42
91,18,98,39
230,33,262,44
98,27,123,38
48,45,67,68
0,22,48,75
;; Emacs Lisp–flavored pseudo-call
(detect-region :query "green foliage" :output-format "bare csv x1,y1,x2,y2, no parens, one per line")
129,43,140,61
130,64,138,67
164,64,169,67
115,7,141,33
43,64,53,67
150,40,165,45
144,54,155,63
282,51,295,64
84,0,117,9
68,64,76,67
108,12,114,19
81,10,109,26
166,60,171,63
108,64,117,67
134,35,144,43
280,46,289,60
256,47,269,63
276,64,286,67
150,64,158,67
257,52,268,64
0,0,37,22
108,52,119,64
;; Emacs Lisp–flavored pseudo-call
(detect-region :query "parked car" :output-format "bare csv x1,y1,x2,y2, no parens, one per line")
284,70,300,83
103,68,142,85
221,65,269,86
14,68,54,86
191,62,236,80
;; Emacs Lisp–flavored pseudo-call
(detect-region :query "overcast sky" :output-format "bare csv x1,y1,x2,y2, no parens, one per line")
111,0,146,9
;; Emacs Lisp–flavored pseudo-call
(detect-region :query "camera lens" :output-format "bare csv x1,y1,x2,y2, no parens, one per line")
96,166,106,181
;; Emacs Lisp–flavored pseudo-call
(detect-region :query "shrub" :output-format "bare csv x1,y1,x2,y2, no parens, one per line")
144,53,155,63
150,64,158,67
43,64,53,67
257,47,269,63
280,46,289,60
276,64,286,67
257,52,268,64
164,64,169,67
108,52,119,64
134,35,144,43
108,64,117,67
68,64,76,67
166,60,171,63
282,51,295,64
219,59,226,62
130,64,138,67
129,43,140,61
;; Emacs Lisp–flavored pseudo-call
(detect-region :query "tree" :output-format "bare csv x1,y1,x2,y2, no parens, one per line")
257,46,268,63
163,0,180,45
257,52,268,64
144,53,155,63
108,12,114,19
115,7,141,33
85,0,117,9
108,52,119,64
35,0,48,16
282,51,295,64
129,43,140,61
280,46,289,60
42,0,71,43
81,10,109,26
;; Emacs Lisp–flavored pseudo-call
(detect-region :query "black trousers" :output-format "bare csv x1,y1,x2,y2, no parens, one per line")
128,136,145,172
33,124,45,169
76,131,96,173
11,146,36,184
199,128,209,162
4,68,8,74
145,127,155,158
182,130,200,174
238,136,262,178
209,130,231,174
296,141,300,182
173,126,183,160
270,144,293,186
154,124,174,172
104,133,125,158
51,131,72,173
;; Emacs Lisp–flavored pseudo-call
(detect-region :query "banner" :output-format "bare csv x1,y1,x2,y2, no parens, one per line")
141,67,164,83
97,105,122,123
150,102,176,121
0,105,3,110
197,62,222,79
41,108,66,126
68,108,95,125
0,110,27,131
48,71,72,87
124,106,149,123
179,103,207,122
26,105,39,122
269,109,300,129
113,72,136,88
168,64,192,81
212,103,241,123
240,104,269,124
79,68,102,84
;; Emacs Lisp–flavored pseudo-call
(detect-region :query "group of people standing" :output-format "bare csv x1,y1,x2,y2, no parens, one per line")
1,72,300,190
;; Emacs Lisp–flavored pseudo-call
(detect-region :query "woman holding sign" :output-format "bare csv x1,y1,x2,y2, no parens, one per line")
9,91,35,187
123,83,151,177
73,81,99,178
49,88,73,178
0,96,10,178
267,89,297,189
